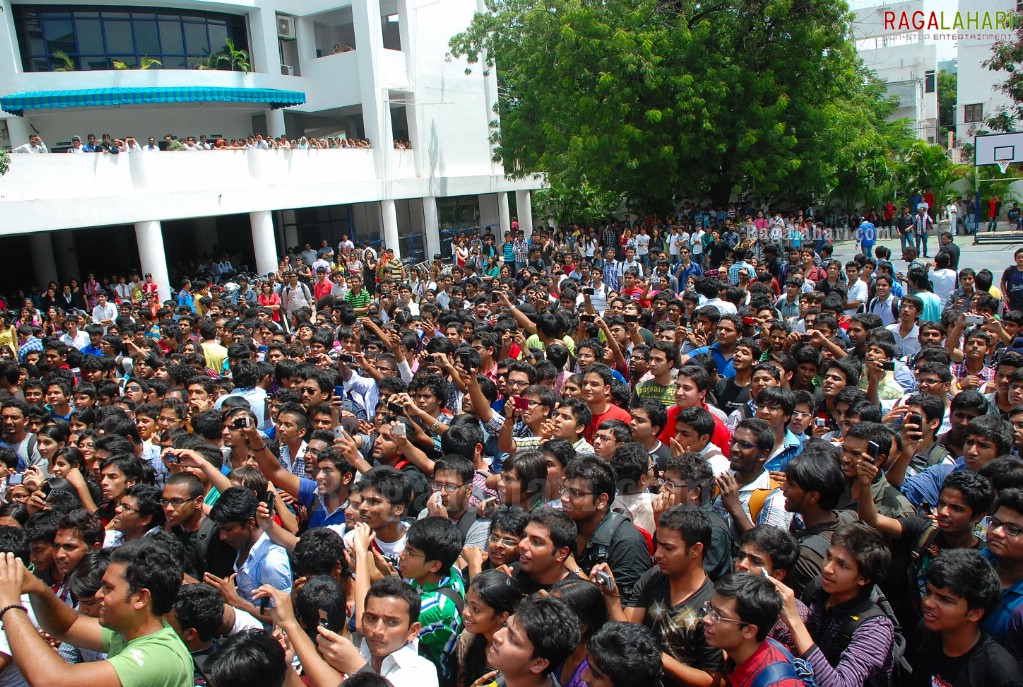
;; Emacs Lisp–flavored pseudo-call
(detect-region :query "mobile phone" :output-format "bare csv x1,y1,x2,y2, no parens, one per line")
388,402,405,413
260,597,269,615
332,426,349,441
391,422,406,438
337,354,356,364
232,416,251,429
580,314,596,322
920,500,933,516
594,570,616,592
866,441,881,464
164,452,180,464
907,413,924,428
881,360,895,371
816,418,827,427
257,345,268,353
490,293,500,303
965,315,984,326
513,396,530,410
583,287,595,295
624,315,639,324
334,385,346,400
479,496,499,518
264,491,276,517
801,334,812,343
7,475,22,486
743,316,756,326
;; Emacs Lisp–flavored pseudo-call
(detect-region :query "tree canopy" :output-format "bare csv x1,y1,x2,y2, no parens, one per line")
450,0,911,215
985,14,1023,132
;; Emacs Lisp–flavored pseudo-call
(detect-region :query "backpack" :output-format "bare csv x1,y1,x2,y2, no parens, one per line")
796,510,859,566
748,478,782,523
803,577,910,683
750,638,818,687
588,512,631,565
862,296,899,320
282,282,311,306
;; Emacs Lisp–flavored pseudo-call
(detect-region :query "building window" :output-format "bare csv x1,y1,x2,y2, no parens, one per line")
14,5,248,72
965,103,984,123
925,70,935,93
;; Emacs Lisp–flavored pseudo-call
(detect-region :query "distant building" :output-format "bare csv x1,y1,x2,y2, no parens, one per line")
854,0,939,143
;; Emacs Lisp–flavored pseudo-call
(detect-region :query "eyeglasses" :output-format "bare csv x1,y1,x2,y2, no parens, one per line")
730,438,758,450
488,534,521,548
430,481,466,493
662,479,693,491
118,503,140,514
559,486,593,499
160,497,196,508
402,547,426,559
701,601,748,626
990,517,1023,537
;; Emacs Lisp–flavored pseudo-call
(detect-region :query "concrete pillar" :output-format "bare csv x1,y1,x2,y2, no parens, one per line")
381,200,401,259
478,194,500,236
498,192,511,236
134,221,171,302
267,109,287,139
52,231,79,283
515,190,534,239
352,0,389,177
423,197,440,260
29,233,59,290
193,217,219,257
5,118,32,148
250,211,279,278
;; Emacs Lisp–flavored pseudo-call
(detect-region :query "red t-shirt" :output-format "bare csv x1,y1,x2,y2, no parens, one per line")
587,403,632,441
659,403,732,456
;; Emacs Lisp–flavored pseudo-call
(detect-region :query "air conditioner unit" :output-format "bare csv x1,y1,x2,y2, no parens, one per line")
281,65,295,76
277,15,296,40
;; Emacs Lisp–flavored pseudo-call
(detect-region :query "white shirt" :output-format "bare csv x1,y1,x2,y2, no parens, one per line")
92,302,117,326
931,269,957,306
0,594,38,687
844,279,868,316
356,641,439,687
60,329,90,350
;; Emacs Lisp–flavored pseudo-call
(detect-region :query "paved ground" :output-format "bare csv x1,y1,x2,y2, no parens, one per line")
829,227,1023,276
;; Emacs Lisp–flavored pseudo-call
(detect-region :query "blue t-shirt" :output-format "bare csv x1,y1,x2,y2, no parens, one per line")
686,343,736,378
298,477,347,529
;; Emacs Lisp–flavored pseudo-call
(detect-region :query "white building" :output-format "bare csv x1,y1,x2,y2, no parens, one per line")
854,0,939,143
955,0,1018,162
0,0,541,297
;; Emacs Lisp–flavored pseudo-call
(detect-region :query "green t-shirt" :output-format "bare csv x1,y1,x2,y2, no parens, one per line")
102,623,193,687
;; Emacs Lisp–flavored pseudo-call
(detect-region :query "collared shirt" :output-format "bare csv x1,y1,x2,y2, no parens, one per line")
357,639,440,687
686,343,736,378
981,549,1023,643
952,361,995,388
764,429,803,472
725,638,804,687
142,442,168,486
715,470,791,536
410,566,465,681
298,477,347,529
279,440,308,478
886,323,921,359
234,531,292,607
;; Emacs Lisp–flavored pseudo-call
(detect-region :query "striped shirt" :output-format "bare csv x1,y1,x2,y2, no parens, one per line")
345,289,371,310
411,566,465,682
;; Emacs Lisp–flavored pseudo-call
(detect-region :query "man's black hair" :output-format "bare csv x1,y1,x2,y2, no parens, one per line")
925,549,1002,620
586,622,663,687
206,629,287,687
364,577,421,627
208,487,257,527
172,583,225,642
714,573,783,641
562,454,617,504
657,505,711,552
941,471,995,518
512,594,582,671
406,516,463,570
527,507,578,553
109,538,183,615
294,527,346,579
0,526,29,564
295,575,347,636
740,526,800,575
784,450,845,511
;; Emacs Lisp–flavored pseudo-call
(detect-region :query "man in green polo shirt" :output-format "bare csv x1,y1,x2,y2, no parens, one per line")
0,538,191,687
344,274,372,315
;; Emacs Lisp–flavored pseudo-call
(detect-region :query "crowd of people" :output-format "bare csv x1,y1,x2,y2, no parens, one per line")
12,132,376,155
1,206,1023,687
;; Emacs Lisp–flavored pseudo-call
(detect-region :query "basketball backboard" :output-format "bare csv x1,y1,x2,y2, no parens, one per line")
975,132,1023,171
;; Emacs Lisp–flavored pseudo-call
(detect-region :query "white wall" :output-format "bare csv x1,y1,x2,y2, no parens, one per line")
956,0,1016,148
26,107,257,147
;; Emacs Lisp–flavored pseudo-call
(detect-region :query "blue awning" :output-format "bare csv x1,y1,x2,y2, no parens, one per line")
1,86,306,116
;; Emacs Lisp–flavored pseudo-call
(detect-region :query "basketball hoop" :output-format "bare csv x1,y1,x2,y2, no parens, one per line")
998,159,1012,174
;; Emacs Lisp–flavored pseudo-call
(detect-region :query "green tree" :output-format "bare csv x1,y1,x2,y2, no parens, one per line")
450,0,906,213
896,140,969,206
985,12,1023,132
937,70,957,144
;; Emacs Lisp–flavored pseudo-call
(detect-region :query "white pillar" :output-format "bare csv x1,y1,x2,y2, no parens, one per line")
423,197,440,259
381,200,401,259
267,109,286,139
250,211,279,278
498,192,511,236
52,231,79,283
29,233,59,289
352,0,390,176
515,190,534,240
134,221,171,302
5,118,32,148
